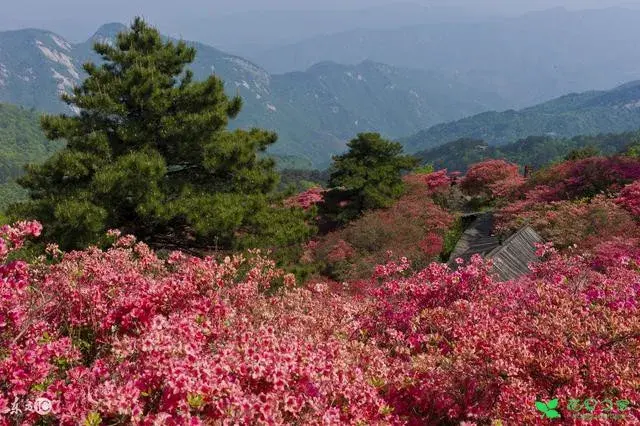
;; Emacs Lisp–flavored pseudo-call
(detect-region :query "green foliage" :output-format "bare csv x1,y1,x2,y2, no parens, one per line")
403,81,640,153
622,134,640,158
412,164,434,174
83,412,102,426
564,145,601,161
625,143,640,158
9,18,311,252
325,133,419,223
440,216,464,262
0,181,29,212
417,131,640,172
0,103,55,184
278,168,329,192
271,154,314,170
416,138,491,172
0,103,62,210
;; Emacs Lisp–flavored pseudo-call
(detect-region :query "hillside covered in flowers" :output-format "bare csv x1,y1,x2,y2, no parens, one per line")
1,18,640,426
3,152,640,425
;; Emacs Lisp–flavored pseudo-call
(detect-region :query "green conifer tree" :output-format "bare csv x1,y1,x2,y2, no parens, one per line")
325,132,419,223
10,18,312,251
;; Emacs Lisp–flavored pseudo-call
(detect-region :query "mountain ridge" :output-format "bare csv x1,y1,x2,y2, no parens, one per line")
402,80,640,153
248,7,640,108
0,22,507,166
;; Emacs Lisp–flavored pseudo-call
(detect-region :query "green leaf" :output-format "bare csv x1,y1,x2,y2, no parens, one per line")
535,401,549,412
547,399,559,409
617,399,631,411
546,410,561,419
583,398,597,412
83,412,102,426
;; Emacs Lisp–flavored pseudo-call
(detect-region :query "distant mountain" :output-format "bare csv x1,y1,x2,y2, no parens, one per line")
251,7,640,108
415,132,640,172
0,23,507,167
0,103,57,184
0,102,62,210
265,61,504,160
197,3,480,56
402,80,640,153
0,28,81,113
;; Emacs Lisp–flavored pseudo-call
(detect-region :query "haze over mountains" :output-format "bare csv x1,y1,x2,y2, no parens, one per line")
250,7,640,108
0,23,507,166
3,4,640,167
3,0,637,42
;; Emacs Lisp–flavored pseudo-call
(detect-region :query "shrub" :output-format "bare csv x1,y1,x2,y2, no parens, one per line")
284,187,325,210
2,223,640,424
617,180,640,218
530,156,640,200
0,225,394,425
461,159,525,201
496,195,638,249
311,173,455,281
362,250,640,424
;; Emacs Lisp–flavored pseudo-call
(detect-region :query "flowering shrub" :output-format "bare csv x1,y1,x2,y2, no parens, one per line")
460,159,525,200
285,187,325,210
617,180,640,218
0,220,42,362
361,251,640,424
0,220,42,258
1,227,395,425
326,239,355,263
2,220,640,424
589,237,640,271
530,156,640,200
492,157,640,251
496,195,639,249
5,157,640,425
418,233,444,257
422,170,452,196
310,174,455,281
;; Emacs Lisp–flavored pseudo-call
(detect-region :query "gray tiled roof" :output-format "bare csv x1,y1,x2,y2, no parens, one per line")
448,212,543,281
486,226,543,281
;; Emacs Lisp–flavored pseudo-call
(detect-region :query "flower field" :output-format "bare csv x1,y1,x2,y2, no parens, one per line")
2,156,640,425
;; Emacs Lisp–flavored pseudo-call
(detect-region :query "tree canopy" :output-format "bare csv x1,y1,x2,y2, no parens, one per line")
10,18,311,251
325,133,418,223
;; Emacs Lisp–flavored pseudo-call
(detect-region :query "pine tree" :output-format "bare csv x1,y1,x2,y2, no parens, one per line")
10,18,312,251
325,132,418,223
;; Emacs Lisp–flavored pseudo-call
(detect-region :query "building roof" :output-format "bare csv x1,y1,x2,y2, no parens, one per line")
448,212,500,265
486,226,543,281
448,212,543,281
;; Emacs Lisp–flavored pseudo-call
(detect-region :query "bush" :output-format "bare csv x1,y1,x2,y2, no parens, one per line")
530,156,640,200
363,249,640,424
2,222,640,424
0,225,392,424
497,195,638,249
311,172,455,281
617,180,640,218
461,159,525,201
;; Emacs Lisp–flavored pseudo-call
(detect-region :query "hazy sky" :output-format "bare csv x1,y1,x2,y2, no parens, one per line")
2,0,640,42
